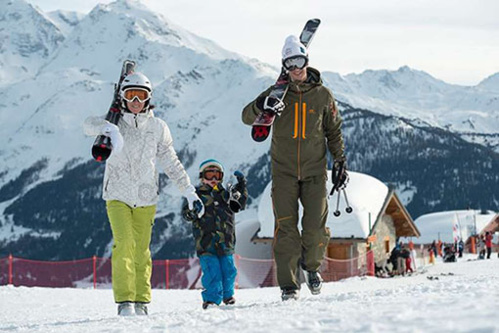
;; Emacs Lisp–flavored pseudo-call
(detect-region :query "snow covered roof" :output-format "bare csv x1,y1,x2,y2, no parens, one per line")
257,171,393,239
412,210,497,244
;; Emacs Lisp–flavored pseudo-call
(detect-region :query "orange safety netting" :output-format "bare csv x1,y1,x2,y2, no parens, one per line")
0,251,374,289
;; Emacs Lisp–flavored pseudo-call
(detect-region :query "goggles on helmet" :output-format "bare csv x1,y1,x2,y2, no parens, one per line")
282,55,308,71
122,88,151,103
201,168,224,181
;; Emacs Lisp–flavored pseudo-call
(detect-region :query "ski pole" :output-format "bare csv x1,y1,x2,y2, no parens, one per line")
343,189,353,213
333,189,341,217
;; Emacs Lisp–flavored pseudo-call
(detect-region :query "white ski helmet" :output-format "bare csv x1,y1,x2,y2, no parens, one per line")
281,35,308,61
120,72,153,110
120,72,152,94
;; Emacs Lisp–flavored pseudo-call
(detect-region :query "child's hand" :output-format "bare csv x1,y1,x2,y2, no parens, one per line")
183,209,198,221
233,171,246,192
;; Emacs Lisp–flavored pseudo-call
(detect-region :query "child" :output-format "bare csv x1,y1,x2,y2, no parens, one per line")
182,159,248,309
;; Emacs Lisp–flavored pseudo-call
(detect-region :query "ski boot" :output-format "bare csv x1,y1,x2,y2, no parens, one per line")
117,302,134,316
134,302,148,316
281,287,300,301
202,301,218,310
304,270,323,295
223,296,236,305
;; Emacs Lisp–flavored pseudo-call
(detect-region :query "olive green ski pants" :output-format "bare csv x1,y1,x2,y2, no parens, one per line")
271,174,331,290
106,200,156,303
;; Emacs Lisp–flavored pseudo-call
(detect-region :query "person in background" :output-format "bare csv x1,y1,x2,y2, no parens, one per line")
402,246,413,273
431,240,438,258
477,235,486,260
484,232,493,259
458,239,464,258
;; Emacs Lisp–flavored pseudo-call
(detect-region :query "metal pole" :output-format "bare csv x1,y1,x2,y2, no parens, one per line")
368,212,372,250
165,259,169,289
93,255,97,289
8,254,13,286
474,210,477,235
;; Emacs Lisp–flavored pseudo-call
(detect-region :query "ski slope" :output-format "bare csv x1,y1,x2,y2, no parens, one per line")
1,256,498,332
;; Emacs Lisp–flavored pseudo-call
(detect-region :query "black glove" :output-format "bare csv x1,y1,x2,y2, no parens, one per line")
331,158,348,194
229,171,247,213
233,170,246,192
182,198,204,221
256,95,285,115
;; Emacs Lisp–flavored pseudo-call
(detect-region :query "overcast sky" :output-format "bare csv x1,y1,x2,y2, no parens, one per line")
29,0,499,86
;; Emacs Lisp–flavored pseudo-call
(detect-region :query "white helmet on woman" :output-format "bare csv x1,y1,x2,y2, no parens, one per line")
121,72,152,92
120,72,153,111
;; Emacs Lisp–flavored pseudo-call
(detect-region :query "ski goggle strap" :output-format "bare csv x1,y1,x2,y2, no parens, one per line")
282,55,308,71
122,88,151,103
200,168,224,181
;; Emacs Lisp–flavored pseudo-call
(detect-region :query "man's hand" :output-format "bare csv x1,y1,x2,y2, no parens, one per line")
256,95,285,115
331,158,348,193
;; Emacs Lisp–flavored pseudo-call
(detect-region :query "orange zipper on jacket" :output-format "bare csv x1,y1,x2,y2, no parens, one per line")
297,89,302,180
302,102,307,139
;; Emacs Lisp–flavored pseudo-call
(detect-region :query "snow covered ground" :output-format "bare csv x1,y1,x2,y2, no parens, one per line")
1,256,498,333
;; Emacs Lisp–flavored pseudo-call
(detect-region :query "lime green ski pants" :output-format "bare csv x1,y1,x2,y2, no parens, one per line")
271,174,331,290
106,200,156,303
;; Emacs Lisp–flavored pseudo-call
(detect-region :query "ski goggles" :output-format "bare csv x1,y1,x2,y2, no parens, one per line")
122,88,151,103
282,55,308,71
200,168,224,181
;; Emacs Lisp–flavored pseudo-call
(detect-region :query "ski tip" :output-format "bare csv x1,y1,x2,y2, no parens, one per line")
307,18,321,25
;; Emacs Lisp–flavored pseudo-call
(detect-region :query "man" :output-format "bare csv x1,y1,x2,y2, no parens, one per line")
242,35,347,301
84,72,203,316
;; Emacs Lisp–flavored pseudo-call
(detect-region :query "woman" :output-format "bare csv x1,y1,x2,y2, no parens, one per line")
83,72,203,316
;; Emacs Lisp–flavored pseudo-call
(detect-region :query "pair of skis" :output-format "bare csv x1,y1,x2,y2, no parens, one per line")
91,60,136,162
251,19,321,142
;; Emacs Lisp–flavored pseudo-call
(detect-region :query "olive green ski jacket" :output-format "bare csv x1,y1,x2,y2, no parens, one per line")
242,67,345,180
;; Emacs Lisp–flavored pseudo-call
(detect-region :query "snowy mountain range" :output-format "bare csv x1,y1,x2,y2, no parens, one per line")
322,68,499,149
0,0,497,260
0,0,64,84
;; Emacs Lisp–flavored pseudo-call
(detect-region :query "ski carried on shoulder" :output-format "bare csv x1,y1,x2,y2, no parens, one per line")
92,60,136,162
251,18,321,142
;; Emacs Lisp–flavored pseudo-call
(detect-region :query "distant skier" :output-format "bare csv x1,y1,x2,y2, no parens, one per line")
477,235,486,259
182,160,248,309
242,35,347,301
458,239,464,258
485,232,493,259
83,72,203,316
